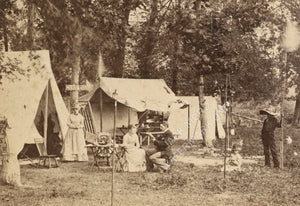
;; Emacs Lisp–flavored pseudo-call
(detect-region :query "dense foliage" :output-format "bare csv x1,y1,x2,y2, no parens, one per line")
0,0,300,104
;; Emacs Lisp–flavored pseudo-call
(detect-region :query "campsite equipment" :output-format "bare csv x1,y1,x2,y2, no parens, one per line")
0,50,69,161
34,138,59,168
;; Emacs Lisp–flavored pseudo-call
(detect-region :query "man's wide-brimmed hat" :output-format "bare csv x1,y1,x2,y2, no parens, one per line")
259,107,279,116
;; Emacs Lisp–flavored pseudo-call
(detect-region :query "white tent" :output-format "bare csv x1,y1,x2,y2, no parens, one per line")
201,96,225,147
168,96,202,140
81,77,177,112
79,77,178,134
168,96,225,142
0,50,69,156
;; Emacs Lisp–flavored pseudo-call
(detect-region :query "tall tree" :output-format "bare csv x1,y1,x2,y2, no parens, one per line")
137,0,158,78
0,0,19,51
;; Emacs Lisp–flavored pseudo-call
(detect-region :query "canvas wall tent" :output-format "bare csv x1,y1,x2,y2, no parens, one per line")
0,50,69,156
79,77,178,135
168,96,202,140
168,96,225,142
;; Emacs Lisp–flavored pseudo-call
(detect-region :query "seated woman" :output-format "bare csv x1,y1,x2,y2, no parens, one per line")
122,125,146,172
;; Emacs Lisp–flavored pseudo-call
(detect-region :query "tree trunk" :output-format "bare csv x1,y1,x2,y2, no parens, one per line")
1,154,21,186
110,3,131,77
1,119,21,186
170,0,182,94
110,48,126,77
171,64,178,95
292,94,300,126
199,74,204,110
171,42,179,94
70,20,82,106
26,0,35,49
3,24,8,52
139,0,158,78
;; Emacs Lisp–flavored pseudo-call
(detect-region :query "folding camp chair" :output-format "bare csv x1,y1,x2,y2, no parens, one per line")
86,133,113,167
34,138,59,168
114,145,128,172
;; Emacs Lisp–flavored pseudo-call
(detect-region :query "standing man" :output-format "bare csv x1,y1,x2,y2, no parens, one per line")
260,108,282,168
145,122,174,172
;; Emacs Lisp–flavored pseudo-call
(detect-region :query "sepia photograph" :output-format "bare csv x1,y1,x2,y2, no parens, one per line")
0,0,300,205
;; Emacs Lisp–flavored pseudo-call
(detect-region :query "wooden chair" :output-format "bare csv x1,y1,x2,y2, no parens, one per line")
34,138,59,168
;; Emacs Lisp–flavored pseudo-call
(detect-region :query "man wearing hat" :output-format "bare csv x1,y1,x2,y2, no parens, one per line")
260,108,282,168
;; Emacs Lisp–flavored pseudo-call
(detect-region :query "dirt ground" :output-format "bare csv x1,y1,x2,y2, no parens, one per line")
0,126,300,206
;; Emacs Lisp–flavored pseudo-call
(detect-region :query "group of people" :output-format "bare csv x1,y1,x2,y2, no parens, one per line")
61,103,174,173
59,102,283,173
122,122,174,173
224,107,283,171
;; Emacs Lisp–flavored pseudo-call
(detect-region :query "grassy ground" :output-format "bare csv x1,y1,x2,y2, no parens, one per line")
1,126,300,206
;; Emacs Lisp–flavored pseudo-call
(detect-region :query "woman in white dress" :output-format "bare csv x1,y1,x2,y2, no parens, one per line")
123,125,146,172
62,103,88,161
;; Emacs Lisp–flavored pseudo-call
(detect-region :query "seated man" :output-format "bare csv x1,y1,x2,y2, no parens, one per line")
145,122,174,172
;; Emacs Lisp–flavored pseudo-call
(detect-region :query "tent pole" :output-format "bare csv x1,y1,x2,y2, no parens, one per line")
100,90,103,132
192,119,199,140
44,81,49,155
138,110,148,121
111,100,117,206
188,104,190,140
128,107,131,127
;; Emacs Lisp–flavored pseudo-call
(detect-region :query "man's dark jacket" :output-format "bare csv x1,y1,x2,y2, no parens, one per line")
154,129,174,158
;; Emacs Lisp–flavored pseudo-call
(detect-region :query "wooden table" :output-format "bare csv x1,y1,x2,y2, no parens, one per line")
139,131,164,146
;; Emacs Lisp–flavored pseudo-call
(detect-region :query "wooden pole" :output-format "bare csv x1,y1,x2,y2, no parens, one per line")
232,113,263,123
128,107,131,127
228,74,232,144
224,74,229,179
111,100,117,206
192,119,199,140
98,51,104,133
100,90,103,132
43,82,49,155
188,104,191,140
199,74,204,147
280,52,287,169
